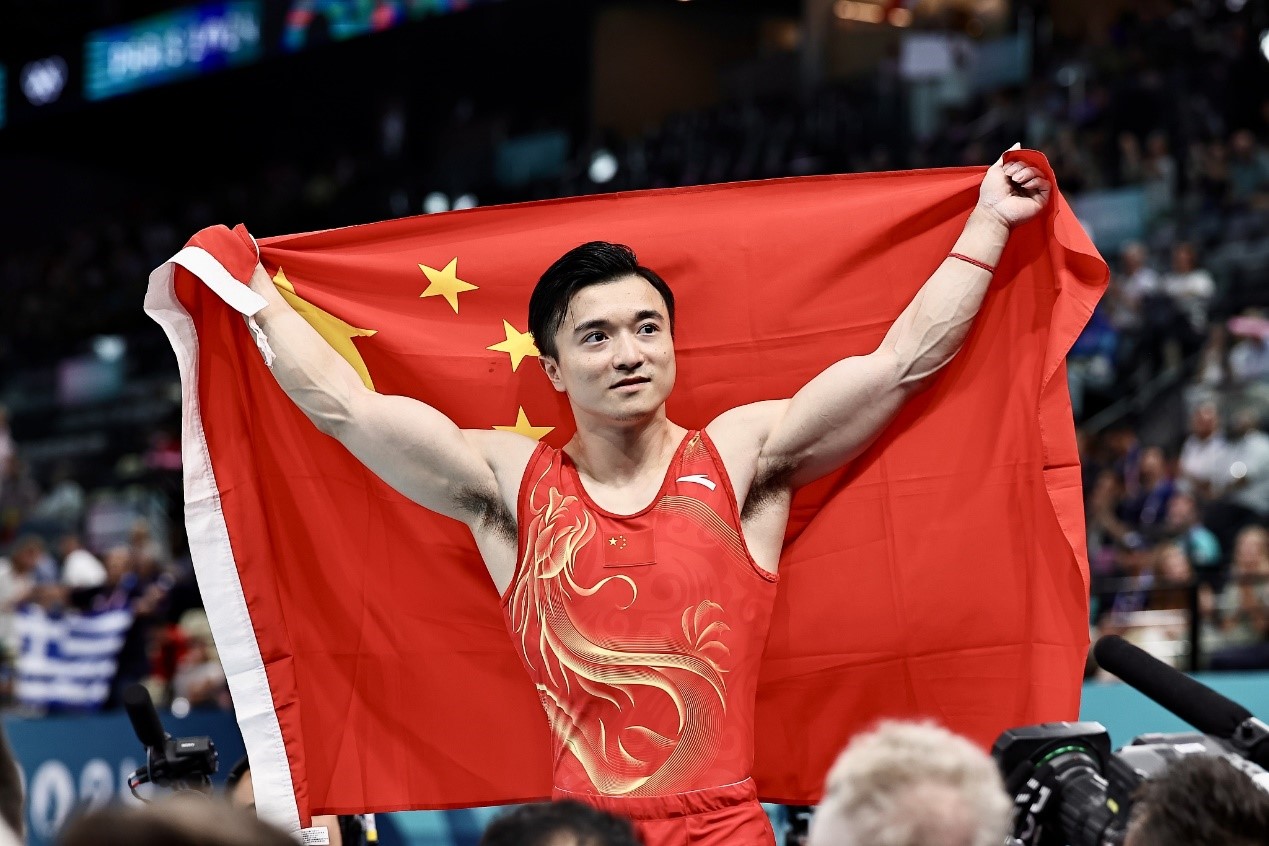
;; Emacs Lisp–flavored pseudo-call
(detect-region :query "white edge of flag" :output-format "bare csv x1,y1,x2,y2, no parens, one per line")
143,249,300,835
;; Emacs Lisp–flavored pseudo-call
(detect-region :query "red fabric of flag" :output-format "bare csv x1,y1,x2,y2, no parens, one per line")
144,153,1103,830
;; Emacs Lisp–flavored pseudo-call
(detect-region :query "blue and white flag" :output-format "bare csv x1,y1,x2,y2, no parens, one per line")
14,605,133,709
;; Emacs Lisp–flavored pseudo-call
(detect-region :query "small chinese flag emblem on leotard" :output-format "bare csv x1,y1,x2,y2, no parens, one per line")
603,528,654,568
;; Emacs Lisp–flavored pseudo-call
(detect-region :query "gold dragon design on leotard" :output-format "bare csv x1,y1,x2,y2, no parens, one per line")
507,480,731,796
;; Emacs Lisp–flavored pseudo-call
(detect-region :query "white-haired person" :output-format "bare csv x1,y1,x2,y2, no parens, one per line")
808,720,1013,846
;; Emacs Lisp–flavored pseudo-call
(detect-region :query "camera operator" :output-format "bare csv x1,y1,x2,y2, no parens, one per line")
808,720,1012,846
1122,754,1269,845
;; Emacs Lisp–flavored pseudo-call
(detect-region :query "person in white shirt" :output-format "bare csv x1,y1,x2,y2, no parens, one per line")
1161,241,1216,338
1178,401,1229,501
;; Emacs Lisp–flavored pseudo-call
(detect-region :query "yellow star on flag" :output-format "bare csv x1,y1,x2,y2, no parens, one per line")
274,269,378,391
494,407,555,442
486,320,540,371
419,257,478,313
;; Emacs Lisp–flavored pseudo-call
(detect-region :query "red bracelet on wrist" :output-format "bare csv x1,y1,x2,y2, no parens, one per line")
948,252,996,274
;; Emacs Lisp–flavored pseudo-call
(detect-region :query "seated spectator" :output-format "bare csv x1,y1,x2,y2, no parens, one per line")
29,461,85,531
1092,533,1155,632
1178,401,1228,501
0,456,39,544
807,720,1012,846
1118,445,1175,536
169,610,229,711
1068,306,1119,419
0,534,57,661
1162,490,1223,589
1227,129,1269,213
1201,408,1269,561
1226,311,1269,385
481,801,642,846
1202,525,1269,668
1161,241,1216,355
1148,542,1195,613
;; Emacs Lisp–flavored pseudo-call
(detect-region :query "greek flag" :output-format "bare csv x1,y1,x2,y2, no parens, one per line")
14,605,133,709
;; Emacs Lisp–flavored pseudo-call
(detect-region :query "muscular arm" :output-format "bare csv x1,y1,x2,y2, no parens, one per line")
243,264,527,528
712,153,1051,501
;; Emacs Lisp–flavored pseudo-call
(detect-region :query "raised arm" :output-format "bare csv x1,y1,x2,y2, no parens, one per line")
243,262,530,529
713,150,1052,495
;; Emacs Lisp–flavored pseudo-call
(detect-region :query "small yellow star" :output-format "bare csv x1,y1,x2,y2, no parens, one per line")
274,269,378,390
487,320,540,371
493,407,555,442
419,257,478,313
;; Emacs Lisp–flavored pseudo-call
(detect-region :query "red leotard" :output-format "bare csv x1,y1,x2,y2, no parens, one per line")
503,430,779,845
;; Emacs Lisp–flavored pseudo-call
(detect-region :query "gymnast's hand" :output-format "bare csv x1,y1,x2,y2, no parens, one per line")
976,143,1052,230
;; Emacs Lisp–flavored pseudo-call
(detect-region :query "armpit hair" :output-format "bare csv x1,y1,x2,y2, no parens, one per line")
741,456,797,520
455,488,518,544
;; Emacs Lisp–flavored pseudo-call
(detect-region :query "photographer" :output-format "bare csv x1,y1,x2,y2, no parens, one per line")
1122,754,1269,845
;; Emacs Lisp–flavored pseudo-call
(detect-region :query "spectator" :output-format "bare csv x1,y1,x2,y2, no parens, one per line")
29,460,85,531
1093,533,1155,630
1162,490,1222,590
1106,242,1160,332
1087,469,1129,577
58,532,106,590
56,795,295,846
1118,445,1174,536
0,456,39,544
807,720,1011,846
1178,401,1228,501
1161,241,1216,351
1215,408,1269,533
1226,312,1269,385
0,534,56,661
1123,754,1269,845
1067,306,1118,419
1227,129,1269,212
480,800,642,846
1203,525,1269,668
1147,542,1195,613
169,610,228,711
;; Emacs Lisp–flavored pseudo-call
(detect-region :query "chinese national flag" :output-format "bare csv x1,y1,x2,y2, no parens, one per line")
144,153,1103,832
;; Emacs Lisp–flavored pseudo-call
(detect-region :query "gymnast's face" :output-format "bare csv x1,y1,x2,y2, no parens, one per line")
541,275,677,426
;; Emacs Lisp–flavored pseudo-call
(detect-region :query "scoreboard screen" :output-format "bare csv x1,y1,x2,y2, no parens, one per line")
84,1,263,101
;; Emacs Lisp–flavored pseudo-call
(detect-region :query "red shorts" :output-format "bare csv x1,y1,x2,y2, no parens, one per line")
553,779,776,846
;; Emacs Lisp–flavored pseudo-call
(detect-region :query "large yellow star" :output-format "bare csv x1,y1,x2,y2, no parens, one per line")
486,320,540,372
494,407,555,442
419,257,478,313
274,269,378,391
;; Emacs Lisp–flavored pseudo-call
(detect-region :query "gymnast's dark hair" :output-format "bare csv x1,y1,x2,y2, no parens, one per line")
479,799,642,846
528,241,675,359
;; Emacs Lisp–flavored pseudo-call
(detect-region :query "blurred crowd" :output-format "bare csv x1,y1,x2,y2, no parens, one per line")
0,0,1267,722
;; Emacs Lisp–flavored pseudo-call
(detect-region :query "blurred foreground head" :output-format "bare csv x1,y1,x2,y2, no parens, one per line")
1123,755,1269,846
56,795,295,846
809,720,1012,846
480,799,643,846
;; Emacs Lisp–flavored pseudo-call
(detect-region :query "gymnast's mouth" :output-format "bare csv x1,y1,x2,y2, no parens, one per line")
611,376,651,389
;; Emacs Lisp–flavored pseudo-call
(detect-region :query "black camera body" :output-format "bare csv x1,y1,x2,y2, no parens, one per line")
993,720,1267,846
123,683,219,794
136,734,219,792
